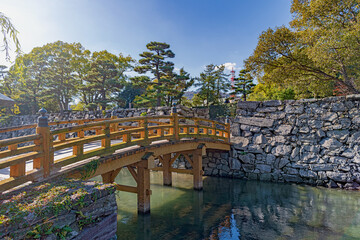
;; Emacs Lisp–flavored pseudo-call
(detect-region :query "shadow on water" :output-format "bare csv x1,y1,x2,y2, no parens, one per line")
95,171,360,240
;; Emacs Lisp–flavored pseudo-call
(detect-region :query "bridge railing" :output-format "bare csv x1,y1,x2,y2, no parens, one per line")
0,108,230,194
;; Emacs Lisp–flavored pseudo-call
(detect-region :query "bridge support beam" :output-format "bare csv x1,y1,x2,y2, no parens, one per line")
193,148,204,191
162,154,172,186
101,168,122,183
137,160,151,214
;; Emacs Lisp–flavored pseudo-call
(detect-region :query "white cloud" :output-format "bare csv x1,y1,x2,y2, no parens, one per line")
221,62,237,71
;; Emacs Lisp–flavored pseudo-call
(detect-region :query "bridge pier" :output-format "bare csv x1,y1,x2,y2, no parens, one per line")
193,148,203,191
162,154,172,186
137,161,151,214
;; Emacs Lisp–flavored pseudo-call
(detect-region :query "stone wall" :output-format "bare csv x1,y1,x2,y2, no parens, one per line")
0,180,117,240
203,95,360,189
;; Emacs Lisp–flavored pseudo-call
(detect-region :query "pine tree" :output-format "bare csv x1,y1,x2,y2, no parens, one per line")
231,69,255,101
133,42,175,106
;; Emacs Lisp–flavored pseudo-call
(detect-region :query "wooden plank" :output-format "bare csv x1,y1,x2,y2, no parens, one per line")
183,153,194,168
170,168,193,174
53,134,105,151
115,184,138,193
0,152,43,169
0,134,41,148
0,145,39,159
53,147,108,168
151,167,164,171
170,152,181,165
51,121,105,135
102,167,122,183
9,144,25,177
127,167,138,184
0,168,44,193
0,124,36,134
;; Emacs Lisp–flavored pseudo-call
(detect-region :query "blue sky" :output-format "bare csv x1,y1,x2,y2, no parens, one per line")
0,0,292,76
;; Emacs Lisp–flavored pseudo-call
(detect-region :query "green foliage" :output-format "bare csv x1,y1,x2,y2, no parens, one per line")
194,64,230,106
208,103,237,119
133,41,176,107
2,41,133,114
82,51,133,110
248,83,295,101
81,159,100,180
114,81,145,108
230,69,255,101
3,41,90,113
245,0,360,97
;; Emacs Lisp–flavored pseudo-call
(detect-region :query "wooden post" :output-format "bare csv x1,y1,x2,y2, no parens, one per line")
78,120,85,138
194,120,199,135
139,120,145,139
110,112,118,133
171,104,179,141
144,118,148,142
193,148,203,191
162,154,172,186
9,144,25,177
102,122,110,148
225,116,230,143
212,121,216,135
123,133,131,143
35,108,51,178
137,161,151,214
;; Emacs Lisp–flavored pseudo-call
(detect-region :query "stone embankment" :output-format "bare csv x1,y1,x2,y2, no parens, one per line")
202,95,360,190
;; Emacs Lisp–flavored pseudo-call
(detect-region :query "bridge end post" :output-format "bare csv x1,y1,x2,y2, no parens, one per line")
171,103,179,141
162,154,172,186
35,108,52,178
225,116,230,143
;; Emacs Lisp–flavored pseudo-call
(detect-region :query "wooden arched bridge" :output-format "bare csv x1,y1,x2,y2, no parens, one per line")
0,108,230,213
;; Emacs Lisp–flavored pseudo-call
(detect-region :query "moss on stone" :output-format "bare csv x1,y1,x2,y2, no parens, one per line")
0,179,115,239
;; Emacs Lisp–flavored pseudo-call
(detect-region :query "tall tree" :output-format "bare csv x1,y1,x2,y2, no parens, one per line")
231,69,255,101
82,51,133,110
3,41,90,113
134,42,175,106
194,64,230,106
42,41,82,113
245,0,360,96
163,68,194,106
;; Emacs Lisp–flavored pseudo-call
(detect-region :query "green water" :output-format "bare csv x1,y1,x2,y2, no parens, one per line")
96,171,360,240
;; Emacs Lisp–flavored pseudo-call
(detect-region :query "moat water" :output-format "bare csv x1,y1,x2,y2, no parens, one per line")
101,171,360,240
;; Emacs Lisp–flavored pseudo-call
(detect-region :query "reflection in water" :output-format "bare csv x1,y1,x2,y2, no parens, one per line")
95,170,360,240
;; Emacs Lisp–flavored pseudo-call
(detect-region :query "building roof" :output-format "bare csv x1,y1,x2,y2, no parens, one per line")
0,93,14,106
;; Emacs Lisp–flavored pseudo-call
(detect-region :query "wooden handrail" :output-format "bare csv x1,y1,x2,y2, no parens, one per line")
0,114,230,193
0,134,41,148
